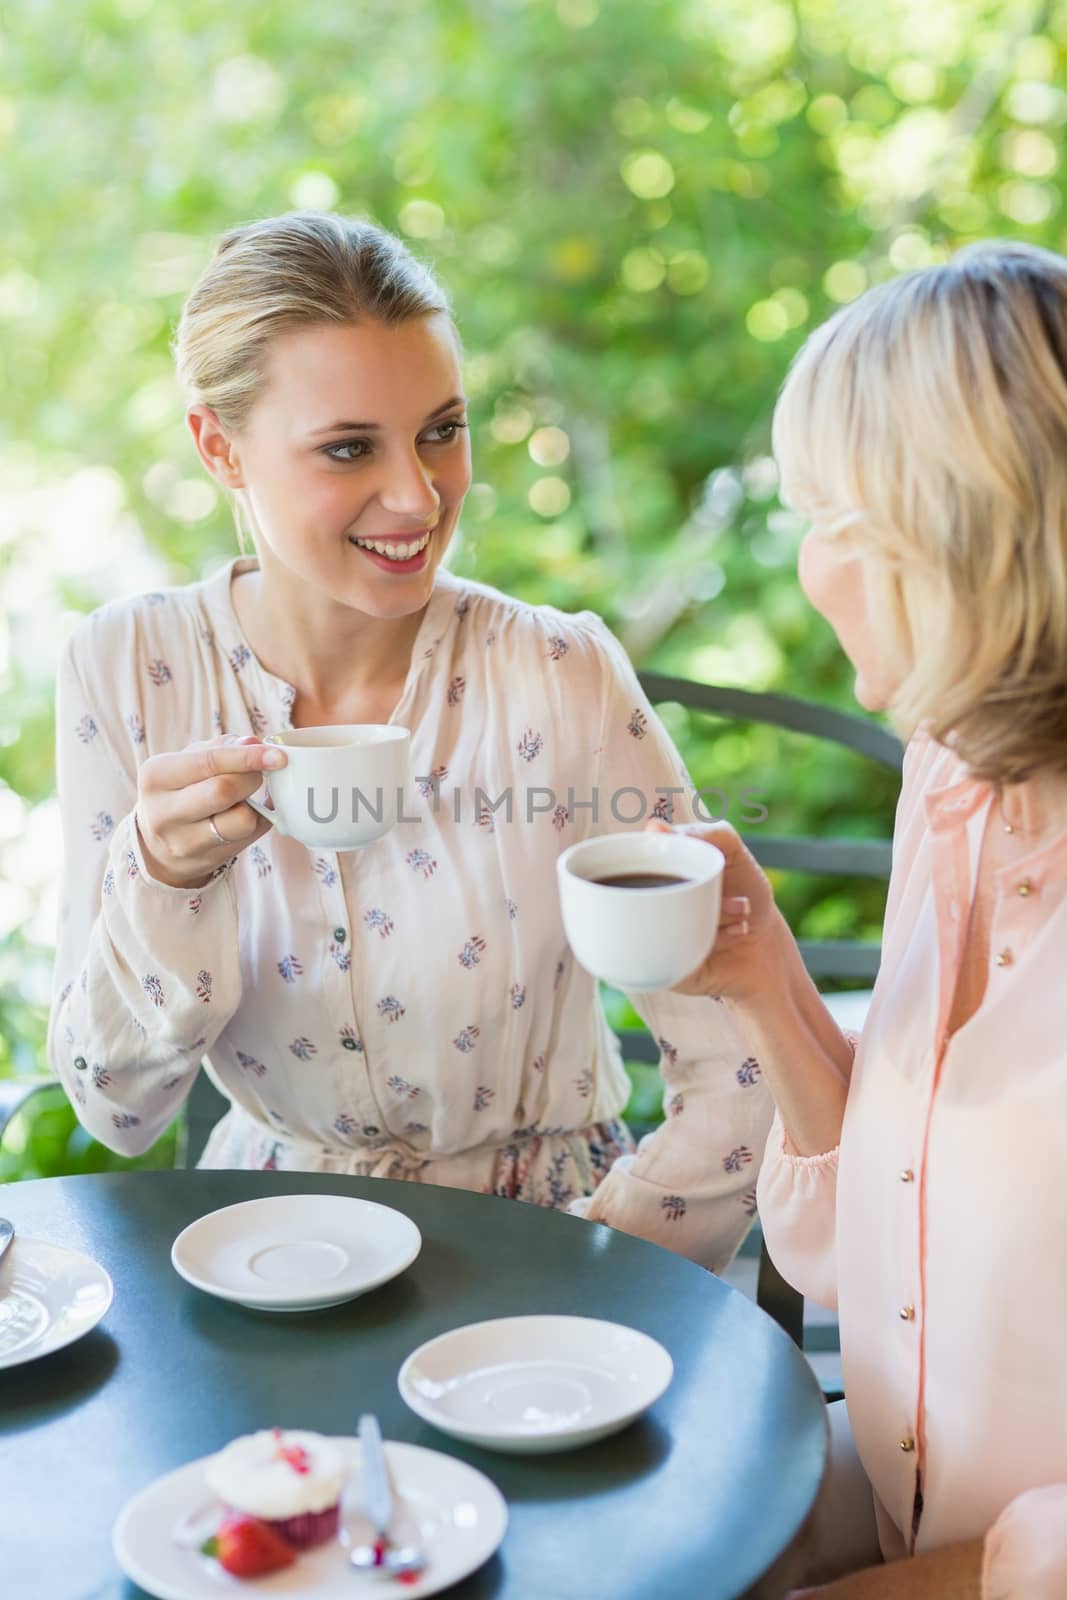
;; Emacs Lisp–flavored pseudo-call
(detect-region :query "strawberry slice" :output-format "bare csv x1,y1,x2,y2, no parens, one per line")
271,1427,311,1474
276,1443,311,1475
202,1514,298,1578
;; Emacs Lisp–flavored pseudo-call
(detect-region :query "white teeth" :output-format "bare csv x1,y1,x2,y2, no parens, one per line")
353,533,431,560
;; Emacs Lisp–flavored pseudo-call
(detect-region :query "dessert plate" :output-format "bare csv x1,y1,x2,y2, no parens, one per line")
112,1437,507,1600
171,1194,421,1311
0,1234,113,1370
398,1314,673,1452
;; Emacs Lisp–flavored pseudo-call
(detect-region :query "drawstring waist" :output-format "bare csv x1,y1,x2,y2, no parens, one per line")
206,1103,628,1179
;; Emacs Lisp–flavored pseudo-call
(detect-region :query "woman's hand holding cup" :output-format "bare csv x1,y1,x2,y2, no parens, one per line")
135,735,287,889
645,818,783,1003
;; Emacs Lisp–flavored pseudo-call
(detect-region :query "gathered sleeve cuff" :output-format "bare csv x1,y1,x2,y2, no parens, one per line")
755,1093,845,1313
582,992,774,1271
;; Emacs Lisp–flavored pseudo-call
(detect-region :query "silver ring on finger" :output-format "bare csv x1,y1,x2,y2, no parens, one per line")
207,814,228,847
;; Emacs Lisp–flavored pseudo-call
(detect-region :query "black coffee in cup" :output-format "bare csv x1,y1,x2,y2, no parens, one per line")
558,833,724,990
591,871,689,889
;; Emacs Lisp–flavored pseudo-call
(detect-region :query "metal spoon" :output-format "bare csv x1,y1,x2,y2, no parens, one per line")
349,1413,426,1578
348,1542,426,1578
0,1218,13,1264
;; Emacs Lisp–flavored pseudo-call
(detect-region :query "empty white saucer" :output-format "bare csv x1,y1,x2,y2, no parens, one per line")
0,1235,113,1369
398,1314,673,1452
171,1194,421,1311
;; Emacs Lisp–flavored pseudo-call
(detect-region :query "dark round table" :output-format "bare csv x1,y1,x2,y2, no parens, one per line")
2,1172,826,1600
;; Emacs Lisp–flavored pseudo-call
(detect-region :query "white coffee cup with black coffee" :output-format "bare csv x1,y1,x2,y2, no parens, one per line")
556,830,725,992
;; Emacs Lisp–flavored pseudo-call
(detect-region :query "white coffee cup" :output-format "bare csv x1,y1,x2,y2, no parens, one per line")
246,725,412,851
556,830,725,992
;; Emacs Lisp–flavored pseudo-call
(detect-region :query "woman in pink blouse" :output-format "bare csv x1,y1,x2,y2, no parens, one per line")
658,241,1067,1595
46,210,771,1271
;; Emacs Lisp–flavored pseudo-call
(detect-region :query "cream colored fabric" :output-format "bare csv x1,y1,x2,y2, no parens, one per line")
49,556,772,1269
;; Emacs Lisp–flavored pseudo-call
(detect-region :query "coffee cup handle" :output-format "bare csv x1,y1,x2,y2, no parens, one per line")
245,782,287,835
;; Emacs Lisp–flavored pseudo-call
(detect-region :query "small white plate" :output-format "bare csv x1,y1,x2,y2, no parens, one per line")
112,1437,507,1600
170,1195,422,1311
0,1235,113,1370
398,1314,673,1453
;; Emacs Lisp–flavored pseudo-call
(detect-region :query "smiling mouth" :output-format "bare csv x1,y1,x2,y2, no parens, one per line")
349,531,433,561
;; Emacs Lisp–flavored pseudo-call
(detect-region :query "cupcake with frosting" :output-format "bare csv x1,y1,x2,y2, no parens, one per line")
205,1428,349,1549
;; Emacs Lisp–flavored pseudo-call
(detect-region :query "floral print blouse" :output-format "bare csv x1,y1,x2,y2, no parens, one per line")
47,555,772,1270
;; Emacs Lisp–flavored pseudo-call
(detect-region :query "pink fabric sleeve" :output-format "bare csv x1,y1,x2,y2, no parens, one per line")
755,1094,848,1314
982,1487,1067,1599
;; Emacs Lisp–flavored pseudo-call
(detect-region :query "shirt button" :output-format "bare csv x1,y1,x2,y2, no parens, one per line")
1017,880,1033,897
949,901,960,920
900,1168,915,1183
899,1304,915,1321
73,1056,87,1071
342,1038,359,1051
333,927,347,943
900,1437,916,1453
995,948,1013,967
362,1124,380,1137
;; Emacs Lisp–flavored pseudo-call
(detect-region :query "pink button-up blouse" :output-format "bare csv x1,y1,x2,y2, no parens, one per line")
758,734,1067,1598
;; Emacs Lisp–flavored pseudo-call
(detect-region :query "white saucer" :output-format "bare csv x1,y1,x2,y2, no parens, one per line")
170,1194,422,1311
0,1234,113,1370
398,1314,673,1453
113,1437,507,1600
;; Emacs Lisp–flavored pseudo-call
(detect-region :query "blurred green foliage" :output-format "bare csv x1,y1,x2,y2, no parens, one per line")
0,1091,179,1183
2,0,1063,1175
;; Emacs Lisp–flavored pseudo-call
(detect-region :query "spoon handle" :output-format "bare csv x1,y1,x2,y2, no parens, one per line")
358,1413,392,1538
0,1218,13,1263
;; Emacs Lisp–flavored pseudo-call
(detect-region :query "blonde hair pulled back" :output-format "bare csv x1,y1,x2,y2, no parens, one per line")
174,210,450,433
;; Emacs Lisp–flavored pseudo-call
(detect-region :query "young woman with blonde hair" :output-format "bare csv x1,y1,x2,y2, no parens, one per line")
660,241,1067,1596
47,211,771,1269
